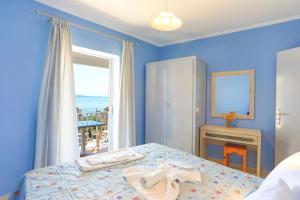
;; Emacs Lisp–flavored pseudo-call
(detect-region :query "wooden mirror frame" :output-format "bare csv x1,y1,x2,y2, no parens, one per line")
211,69,255,119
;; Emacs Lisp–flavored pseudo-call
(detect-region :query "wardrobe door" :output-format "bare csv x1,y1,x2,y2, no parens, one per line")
166,58,194,153
276,47,300,165
145,63,168,145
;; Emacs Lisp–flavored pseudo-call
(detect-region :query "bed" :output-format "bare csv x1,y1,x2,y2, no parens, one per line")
20,143,263,200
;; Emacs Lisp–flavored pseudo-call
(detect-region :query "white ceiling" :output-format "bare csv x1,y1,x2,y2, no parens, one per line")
37,0,300,46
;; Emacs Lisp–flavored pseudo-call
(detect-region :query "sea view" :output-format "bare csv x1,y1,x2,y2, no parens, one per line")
76,95,109,112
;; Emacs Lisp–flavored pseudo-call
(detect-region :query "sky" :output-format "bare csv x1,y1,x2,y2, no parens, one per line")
73,63,109,97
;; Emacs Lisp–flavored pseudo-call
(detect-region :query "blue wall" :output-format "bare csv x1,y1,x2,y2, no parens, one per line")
2,0,300,196
0,0,159,195
159,19,300,171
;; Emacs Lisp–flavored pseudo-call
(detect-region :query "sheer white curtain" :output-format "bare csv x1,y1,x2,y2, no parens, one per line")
34,18,79,168
117,41,136,148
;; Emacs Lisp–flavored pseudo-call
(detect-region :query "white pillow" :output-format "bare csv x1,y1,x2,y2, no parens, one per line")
244,152,300,200
244,179,296,200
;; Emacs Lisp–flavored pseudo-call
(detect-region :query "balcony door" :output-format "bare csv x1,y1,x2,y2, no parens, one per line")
72,46,120,155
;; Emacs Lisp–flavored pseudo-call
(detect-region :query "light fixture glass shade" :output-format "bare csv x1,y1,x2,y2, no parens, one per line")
150,11,182,31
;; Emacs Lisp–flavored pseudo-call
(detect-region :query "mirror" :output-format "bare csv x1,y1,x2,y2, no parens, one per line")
211,70,255,119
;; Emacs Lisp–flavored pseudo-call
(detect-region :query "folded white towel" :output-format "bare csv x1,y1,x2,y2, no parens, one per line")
86,151,136,166
167,161,194,169
157,159,194,169
76,150,143,172
123,165,201,200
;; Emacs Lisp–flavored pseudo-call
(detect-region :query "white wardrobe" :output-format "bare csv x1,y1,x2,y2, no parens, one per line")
145,56,206,155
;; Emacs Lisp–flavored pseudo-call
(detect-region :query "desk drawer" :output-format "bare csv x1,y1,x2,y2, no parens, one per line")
203,131,258,145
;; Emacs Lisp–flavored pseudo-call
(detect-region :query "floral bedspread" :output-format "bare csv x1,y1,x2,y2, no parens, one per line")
20,143,263,200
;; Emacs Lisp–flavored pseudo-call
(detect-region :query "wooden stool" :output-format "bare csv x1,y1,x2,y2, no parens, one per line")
224,143,247,172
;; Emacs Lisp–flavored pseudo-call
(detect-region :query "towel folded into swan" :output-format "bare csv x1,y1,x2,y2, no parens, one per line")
123,161,201,200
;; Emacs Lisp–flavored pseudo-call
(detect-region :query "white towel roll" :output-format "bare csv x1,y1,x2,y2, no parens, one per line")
140,168,168,188
167,169,201,184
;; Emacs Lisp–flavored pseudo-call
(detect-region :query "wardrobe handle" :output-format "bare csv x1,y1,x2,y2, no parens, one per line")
164,102,170,109
276,108,289,124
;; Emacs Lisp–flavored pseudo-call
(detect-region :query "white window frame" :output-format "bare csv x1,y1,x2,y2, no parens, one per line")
72,45,120,151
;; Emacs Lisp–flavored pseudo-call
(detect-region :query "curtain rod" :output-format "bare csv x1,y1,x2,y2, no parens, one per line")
35,10,130,44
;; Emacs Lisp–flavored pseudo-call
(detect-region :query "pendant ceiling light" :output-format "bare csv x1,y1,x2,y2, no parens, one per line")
150,0,182,31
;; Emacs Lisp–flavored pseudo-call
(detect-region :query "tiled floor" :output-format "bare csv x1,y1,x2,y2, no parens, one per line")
80,139,109,155
0,195,8,200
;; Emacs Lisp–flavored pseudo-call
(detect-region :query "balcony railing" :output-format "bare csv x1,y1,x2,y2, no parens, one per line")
77,108,109,156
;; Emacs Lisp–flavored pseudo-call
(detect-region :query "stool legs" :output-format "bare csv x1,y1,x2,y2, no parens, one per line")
242,152,247,172
223,150,229,166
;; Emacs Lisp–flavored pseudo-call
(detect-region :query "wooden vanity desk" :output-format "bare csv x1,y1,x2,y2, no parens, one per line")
200,125,261,176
